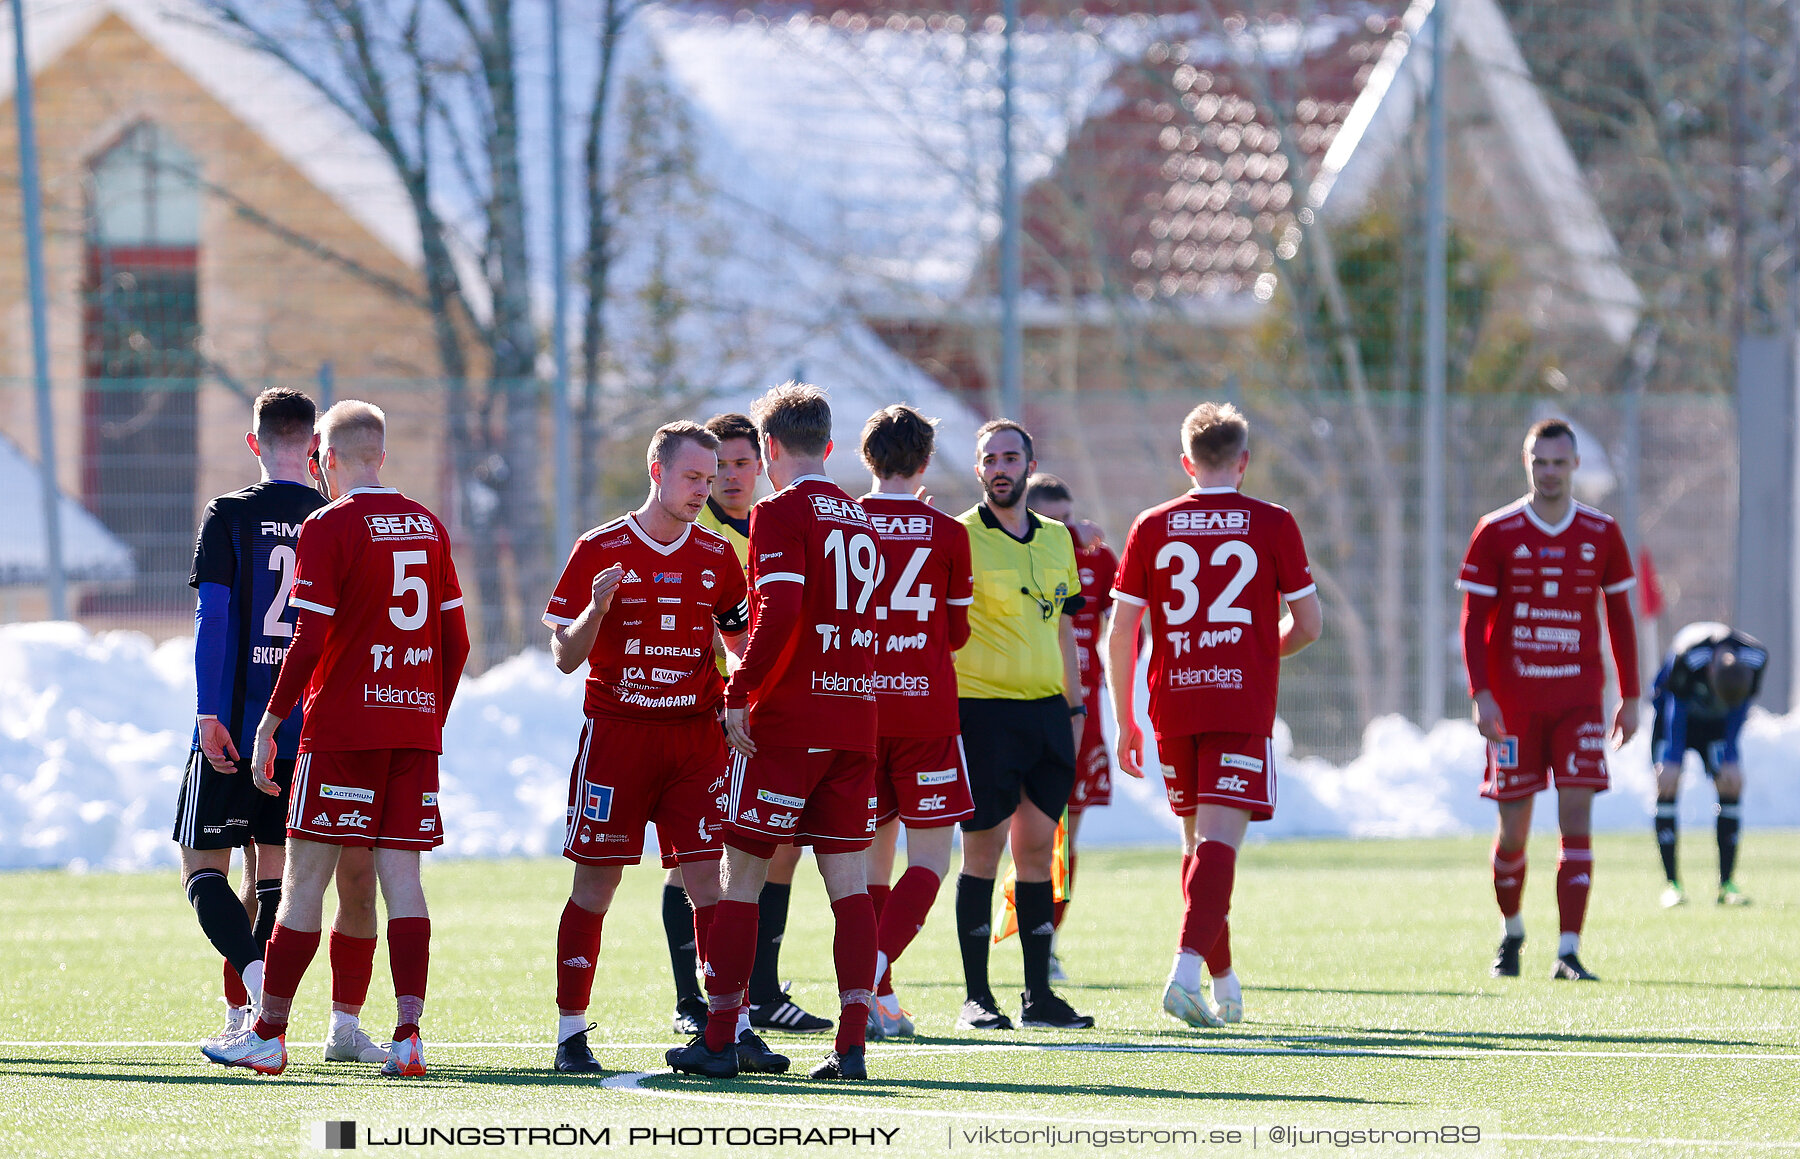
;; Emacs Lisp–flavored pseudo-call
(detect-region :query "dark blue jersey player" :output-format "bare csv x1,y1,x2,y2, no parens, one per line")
1650,621,1766,907
174,388,387,1063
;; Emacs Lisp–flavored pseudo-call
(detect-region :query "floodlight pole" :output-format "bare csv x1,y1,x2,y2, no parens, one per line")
548,0,575,551
998,0,1022,421
1419,0,1449,725
11,0,65,620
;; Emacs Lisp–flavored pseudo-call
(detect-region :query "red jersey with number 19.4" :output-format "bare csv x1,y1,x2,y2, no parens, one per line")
1457,498,1635,712
1110,487,1314,739
284,487,464,753
860,494,973,738
542,514,750,722
725,476,879,753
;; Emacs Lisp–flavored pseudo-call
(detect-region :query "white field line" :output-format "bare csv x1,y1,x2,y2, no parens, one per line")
4,1039,1800,1063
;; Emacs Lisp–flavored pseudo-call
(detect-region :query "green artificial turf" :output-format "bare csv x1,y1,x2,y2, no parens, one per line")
2,834,1796,1157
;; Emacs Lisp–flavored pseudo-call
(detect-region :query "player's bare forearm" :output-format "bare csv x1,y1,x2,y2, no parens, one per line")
1059,616,1082,707
1104,605,1146,777
1278,592,1323,657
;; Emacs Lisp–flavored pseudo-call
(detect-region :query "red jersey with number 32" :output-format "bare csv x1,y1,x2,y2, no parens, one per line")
542,515,750,722
860,494,973,738
1072,538,1118,700
1111,487,1314,739
285,487,464,753
725,476,879,752
1457,499,1635,712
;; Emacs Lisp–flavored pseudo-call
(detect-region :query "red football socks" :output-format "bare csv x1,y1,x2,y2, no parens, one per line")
223,959,248,1008
1179,842,1236,958
1207,917,1233,976
703,900,759,1052
388,916,430,1041
869,883,890,921
330,931,377,1009
1493,840,1528,920
252,922,320,1039
555,900,606,1014
875,866,941,993
1556,836,1593,936
830,894,877,1054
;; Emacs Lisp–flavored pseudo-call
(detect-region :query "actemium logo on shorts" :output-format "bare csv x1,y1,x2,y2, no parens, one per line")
756,788,806,809
1220,753,1263,773
320,785,376,803
916,767,959,786
421,793,437,806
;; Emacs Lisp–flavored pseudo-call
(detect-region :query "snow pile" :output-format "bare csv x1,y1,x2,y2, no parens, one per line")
3,622,1796,872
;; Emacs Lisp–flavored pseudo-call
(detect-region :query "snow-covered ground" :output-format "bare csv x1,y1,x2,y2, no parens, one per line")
3,622,1794,872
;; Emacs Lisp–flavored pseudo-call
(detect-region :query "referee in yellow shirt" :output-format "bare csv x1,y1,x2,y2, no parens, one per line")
953,419,1093,1032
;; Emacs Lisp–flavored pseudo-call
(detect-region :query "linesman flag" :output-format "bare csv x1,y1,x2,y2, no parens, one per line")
993,811,1074,943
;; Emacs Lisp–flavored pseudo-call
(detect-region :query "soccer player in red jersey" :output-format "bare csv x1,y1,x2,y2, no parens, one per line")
202,401,470,1077
1104,403,1321,1028
1459,418,1639,982
666,383,882,1082
1024,474,1117,977
856,405,975,1039
541,422,756,1074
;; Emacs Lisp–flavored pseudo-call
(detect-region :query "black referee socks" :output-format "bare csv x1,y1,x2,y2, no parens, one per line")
955,874,996,1001
253,879,281,951
662,883,701,1003
185,868,259,977
1015,879,1056,1000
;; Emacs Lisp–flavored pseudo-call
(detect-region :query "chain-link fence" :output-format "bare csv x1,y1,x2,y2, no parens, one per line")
0,0,1768,757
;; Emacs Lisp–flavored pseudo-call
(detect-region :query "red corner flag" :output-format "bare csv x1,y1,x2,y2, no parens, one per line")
1638,548,1665,618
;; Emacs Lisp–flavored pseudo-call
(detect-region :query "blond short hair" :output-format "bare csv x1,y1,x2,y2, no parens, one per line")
646,420,720,472
1181,401,1249,469
751,381,833,458
319,400,386,465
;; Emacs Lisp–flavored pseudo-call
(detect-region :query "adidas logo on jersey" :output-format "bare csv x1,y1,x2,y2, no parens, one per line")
621,569,642,584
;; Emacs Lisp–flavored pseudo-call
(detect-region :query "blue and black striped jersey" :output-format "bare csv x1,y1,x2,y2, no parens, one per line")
189,479,329,755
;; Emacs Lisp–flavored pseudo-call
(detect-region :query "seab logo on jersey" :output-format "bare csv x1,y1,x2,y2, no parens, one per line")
1167,509,1248,535
365,513,438,541
869,513,932,538
808,494,871,524
321,784,377,803
583,783,614,823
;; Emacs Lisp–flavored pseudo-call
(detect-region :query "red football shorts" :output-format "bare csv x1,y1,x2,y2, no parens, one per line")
727,744,876,853
874,734,974,828
1481,702,1610,801
1070,706,1111,813
287,748,442,850
564,715,727,867
1157,732,1276,821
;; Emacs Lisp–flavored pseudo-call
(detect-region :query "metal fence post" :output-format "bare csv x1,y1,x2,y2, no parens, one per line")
549,0,574,553
1419,0,1449,725
12,0,65,620
998,0,1022,421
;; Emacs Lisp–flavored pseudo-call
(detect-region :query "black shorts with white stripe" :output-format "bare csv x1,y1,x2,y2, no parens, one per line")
171,749,295,850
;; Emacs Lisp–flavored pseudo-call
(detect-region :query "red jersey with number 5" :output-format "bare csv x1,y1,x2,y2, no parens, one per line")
542,514,750,722
724,476,880,753
1457,499,1635,711
1110,487,1314,739
284,487,464,753
860,494,974,738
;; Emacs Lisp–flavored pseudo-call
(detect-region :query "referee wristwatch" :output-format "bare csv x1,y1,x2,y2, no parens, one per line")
1069,704,1088,718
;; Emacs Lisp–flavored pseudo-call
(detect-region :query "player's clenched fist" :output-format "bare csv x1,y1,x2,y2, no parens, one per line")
590,564,624,616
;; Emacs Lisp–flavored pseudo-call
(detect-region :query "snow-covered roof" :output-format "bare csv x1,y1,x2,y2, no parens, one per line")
0,433,134,585
0,0,419,267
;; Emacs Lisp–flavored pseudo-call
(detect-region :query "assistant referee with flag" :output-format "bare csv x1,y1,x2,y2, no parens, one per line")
952,419,1093,1032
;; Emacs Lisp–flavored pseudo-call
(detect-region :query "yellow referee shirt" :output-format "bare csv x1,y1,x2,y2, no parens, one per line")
954,504,1082,700
699,497,751,676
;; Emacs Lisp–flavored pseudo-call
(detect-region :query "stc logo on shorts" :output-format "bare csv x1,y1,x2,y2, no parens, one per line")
320,784,376,803
1167,666,1244,689
364,513,438,540
583,784,614,823
919,794,948,811
1167,509,1248,534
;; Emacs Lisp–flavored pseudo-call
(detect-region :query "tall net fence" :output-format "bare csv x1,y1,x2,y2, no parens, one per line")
0,0,1769,755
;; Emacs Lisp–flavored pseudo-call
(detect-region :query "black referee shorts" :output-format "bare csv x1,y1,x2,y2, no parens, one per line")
171,750,295,850
958,695,1076,832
